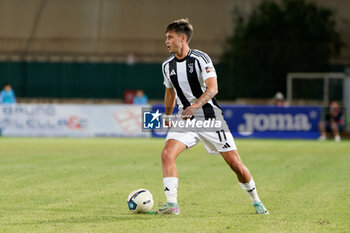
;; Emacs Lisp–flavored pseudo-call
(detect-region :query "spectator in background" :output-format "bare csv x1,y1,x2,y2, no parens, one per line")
319,101,343,142
133,89,148,105
0,83,16,104
126,53,135,65
273,92,286,107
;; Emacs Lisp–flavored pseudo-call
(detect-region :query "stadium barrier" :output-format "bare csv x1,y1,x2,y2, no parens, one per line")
0,104,150,137
0,104,321,139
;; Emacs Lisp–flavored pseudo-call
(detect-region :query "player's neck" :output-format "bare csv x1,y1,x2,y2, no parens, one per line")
175,45,190,60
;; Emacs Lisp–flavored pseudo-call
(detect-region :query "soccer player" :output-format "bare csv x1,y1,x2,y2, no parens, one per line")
157,19,268,215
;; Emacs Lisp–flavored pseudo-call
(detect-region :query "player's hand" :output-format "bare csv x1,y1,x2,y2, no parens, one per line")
164,119,172,128
181,104,199,120
163,115,172,128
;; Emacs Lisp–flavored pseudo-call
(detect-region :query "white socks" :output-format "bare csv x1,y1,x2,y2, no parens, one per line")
239,178,261,203
163,177,178,204
163,177,260,204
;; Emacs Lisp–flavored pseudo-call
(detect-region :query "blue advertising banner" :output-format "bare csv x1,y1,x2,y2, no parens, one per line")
222,106,321,139
151,105,321,139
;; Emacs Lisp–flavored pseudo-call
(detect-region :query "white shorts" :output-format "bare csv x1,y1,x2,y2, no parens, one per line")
165,130,237,155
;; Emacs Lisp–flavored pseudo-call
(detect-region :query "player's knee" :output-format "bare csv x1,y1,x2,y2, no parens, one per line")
231,161,242,169
161,148,175,163
318,121,325,129
330,122,338,130
229,160,244,172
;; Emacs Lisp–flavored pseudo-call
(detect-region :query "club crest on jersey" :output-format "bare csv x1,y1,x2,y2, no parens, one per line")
188,63,194,73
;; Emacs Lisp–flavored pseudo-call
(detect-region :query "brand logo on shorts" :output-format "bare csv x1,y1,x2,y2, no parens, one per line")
143,110,162,129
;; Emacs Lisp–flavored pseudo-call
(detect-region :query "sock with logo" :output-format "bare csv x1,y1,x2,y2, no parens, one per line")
163,177,178,204
239,178,261,203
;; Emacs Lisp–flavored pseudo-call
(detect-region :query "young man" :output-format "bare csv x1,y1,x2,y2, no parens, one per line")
157,19,268,215
318,101,343,142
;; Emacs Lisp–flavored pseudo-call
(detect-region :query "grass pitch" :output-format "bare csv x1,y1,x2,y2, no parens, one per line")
0,138,349,233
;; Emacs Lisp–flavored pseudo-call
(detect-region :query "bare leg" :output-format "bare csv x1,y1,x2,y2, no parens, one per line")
221,150,269,215
318,121,327,138
221,150,251,183
161,139,186,205
330,121,340,137
161,139,186,178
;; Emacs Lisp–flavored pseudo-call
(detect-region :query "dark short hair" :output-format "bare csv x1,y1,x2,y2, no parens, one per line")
165,18,193,43
3,83,11,88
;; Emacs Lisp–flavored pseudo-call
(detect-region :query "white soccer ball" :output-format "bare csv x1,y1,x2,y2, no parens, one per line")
127,189,154,213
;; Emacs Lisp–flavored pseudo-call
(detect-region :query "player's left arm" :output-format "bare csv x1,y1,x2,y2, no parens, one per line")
181,77,218,119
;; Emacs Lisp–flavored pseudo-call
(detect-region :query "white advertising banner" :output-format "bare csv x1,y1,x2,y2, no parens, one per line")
0,104,150,137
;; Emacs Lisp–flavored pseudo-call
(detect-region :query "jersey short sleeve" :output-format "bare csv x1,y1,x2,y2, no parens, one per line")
194,50,217,81
162,62,174,88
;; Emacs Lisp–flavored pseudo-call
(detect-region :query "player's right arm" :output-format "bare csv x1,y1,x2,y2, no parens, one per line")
162,60,176,126
164,88,176,114
164,87,176,127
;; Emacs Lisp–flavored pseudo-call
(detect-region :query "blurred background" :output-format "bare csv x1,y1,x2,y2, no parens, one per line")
0,0,349,139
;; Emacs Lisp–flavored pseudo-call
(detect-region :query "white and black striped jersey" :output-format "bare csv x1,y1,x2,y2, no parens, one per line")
162,49,222,119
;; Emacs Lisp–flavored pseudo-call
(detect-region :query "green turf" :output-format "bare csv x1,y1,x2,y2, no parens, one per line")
0,138,349,233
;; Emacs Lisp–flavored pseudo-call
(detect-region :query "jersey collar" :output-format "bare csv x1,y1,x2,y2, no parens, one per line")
174,49,192,62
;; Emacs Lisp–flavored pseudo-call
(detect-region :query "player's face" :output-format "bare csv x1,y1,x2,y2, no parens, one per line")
4,85,11,91
165,31,183,54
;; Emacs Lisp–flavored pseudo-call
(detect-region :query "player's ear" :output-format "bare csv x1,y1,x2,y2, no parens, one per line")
181,33,186,42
